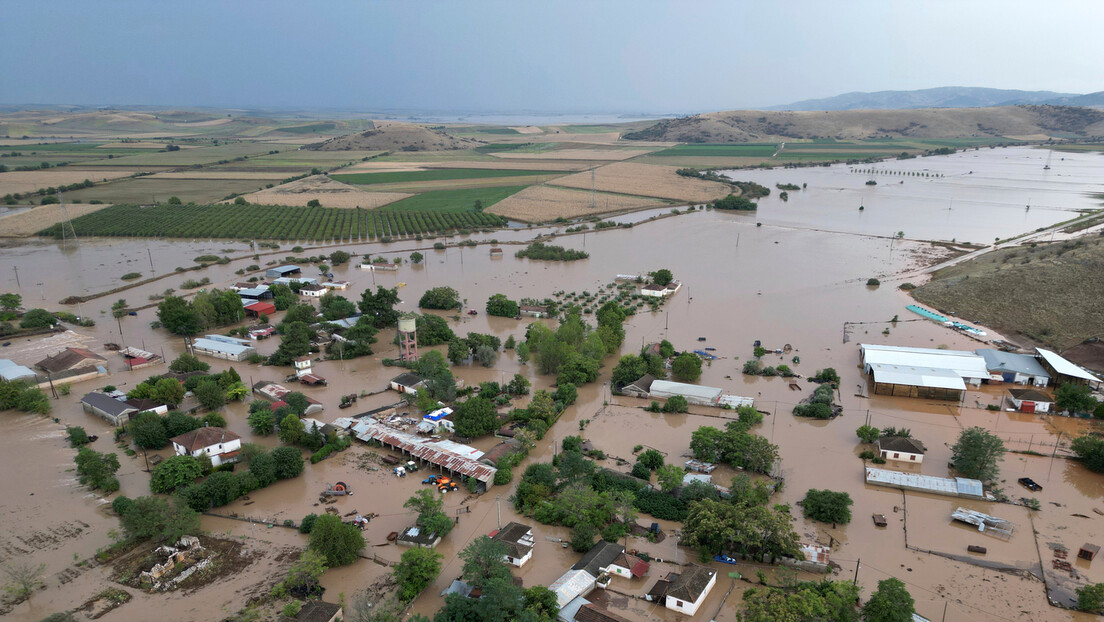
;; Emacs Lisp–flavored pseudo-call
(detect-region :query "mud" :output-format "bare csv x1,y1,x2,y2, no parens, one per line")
1,148,1103,621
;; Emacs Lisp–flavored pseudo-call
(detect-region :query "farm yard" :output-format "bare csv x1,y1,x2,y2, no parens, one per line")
37,202,507,240
487,184,668,222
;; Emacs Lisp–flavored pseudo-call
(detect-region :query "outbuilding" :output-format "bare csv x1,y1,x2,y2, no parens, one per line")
1036,348,1102,389
876,436,927,463
975,349,1050,386
648,379,722,406
1008,388,1054,413
663,564,716,616
80,392,138,426
35,347,106,374
266,265,302,278
191,338,257,362
619,374,656,398
244,302,276,317
390,373,426,395
860,344,989,386
519,305,550,318
0,359,37,382
489,522,535,567
868,363,966,401
300,284,328,297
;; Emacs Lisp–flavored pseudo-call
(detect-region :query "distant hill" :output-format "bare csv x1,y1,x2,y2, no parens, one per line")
303,120,481,152
768,87,1081,111
622,105,1104,143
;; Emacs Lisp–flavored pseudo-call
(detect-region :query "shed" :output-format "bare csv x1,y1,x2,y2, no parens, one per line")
390,372,426,395
519,305,549,318
81,392,138,426
975,349,1050,386
238,288,274,300
191,338,257,362
860,344,989,385
266,265,301,278
619,374,656,398
575,603,633,622
868,363,966,401
550,569,597,609
876,436,927,463
1079,543,1100,561
300,283,328,297
294,601,343,622
244,302,276,317
1008,388,1054,413
1036,348,1102,389
396,525,442,549
35,347,106,373
649,379,722,406
0,359,37,382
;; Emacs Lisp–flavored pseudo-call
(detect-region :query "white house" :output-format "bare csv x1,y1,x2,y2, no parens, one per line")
639,280,681,298
170,427,242,467
322,281,350,290
1008,388,1054,414
490,522,535,567
606,552,649,580
300,284,328,297
875,436,927,464
664,564,716,616
390,372,426,395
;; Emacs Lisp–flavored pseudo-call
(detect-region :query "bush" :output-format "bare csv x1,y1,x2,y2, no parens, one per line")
866,278,880,286
494,467,513,486
309,514,365,566
299,513,319,534
631,461,651,480
67,426,91,447
802,489,853,524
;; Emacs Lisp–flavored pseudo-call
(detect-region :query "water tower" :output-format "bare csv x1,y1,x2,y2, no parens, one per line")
398,313,419,362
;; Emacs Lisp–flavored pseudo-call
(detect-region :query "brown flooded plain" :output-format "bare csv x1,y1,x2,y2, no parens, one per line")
2,147,1104,621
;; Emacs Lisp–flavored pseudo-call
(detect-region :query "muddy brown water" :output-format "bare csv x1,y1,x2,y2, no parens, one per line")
2,148,1103,621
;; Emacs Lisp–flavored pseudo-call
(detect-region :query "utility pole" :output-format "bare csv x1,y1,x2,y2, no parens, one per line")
854,557,861,583
496,495,501,529
13,265,20,290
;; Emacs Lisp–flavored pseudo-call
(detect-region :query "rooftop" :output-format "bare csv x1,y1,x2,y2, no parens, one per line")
612,552,650,577
1009,388,1054,402
491,521,534,559
975,349,1050,378
171,427,242,452
391,372,426,387
576,603,633,622
865,467,984,499
860,344,990,380
572,540,624,577
36,347,106,373
347,420,495,483
876,436,927,454
268,265,301,274
550,569,596,609
192,338,255,356
649,379,723,400
294,600,342,622
81,392,137,417
869,363,967,391
1037,348,1100,382
666,563,715,602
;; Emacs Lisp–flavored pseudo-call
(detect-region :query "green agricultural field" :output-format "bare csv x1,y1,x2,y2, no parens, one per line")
90,143,282,166
652,144,781,158
379,185,527,213
58,177,268,205
331,168,565,185
473,142,558,154
274,122,337,134
241,150,383,167
38,203,507,241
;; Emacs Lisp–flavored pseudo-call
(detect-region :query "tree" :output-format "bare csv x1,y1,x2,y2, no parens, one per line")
281,549,328,598
663,395,689,413
453,397,498,438
409,251,424,264
19,308,55,329
129,411,168,449
507,373,530,396
268,322,313,365
310,514,366,566
271,446,304,479
671,352,702,382
169,353,209,373
249,451,278,486
863,578,915,622
74,447,120,492
119,496,200,542
359,286,400,328
651,269,673,287
951,426,1005,482
856,425,880,444
284,391,310,416
203,470,240,506
194,379,226,410
279,413,305,444
476,344,497,367
570,521,598,552
0,293,22,311
656,464,686,493
150,455,203,493
638,448,665,470
2,561,46,601
1057,383,1098,414
152,378,185,408
247,408,275,435
394,547,442,602
1071,435,1104,473
611,354,648,389
1077,583,1104,613
329,250,351,265
802,489,853,524
459,536,511,589
659,339,675,358
486,294,519,318
320,293,357,320
418,286,461,310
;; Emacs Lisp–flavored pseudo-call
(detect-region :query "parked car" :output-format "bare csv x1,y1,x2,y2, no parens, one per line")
1018,477,1042,492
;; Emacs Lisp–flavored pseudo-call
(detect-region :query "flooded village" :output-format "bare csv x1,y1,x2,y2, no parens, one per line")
3,139,1104,622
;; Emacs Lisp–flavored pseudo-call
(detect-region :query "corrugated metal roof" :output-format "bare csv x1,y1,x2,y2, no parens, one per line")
350,421,495,483
869,363,966,391
550,569,596,608
865,467,984,499
649,380,723,401
192,338,255,356
975,349,1050,378
1036,348,1100,382
861,344,989,380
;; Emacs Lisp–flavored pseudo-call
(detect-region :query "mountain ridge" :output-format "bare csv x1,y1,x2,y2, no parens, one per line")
768,87,1104,111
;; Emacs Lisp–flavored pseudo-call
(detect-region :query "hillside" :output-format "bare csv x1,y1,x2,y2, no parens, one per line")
623,105,1104,143
912,235,1104,350
768,87,1079,111
303,120,481,152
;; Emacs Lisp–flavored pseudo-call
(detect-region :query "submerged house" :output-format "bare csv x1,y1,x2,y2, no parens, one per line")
80,392,139,426
170,427,242,467
1008,388,1054,413
663,564,717,616
975,349,1050,386
489,522,535,567
875,436,927,463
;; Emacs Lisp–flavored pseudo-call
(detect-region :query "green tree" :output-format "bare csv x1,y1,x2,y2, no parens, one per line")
507,373,530,396
651,269,673,287
418,286,461,310
359,286,401,328
284,391,310,416
856,425,880,444
74,447,121,492
950,426,1005,482
638,448,665,470
394,547,442,602
570,521,598,552
271,446,304,479
655,463,686,493
267,322,313,365
0,293,22,311
309,514,366,566
459,536,511,589
658,339,675,358
802,489,853,524
1070,435,1104,473
249,451,278,486
409,251,424,264
150,455,204,493
486,293,519,318
671,352,702,382
19,308,55,329
453,396,498,438
329,250,351,265
119,496,200,542
862,578,915,622
516,341,530,365
1077,583,1104,613
129,411,168,449
193,379,226,411
476,344,497,368
2,561,46,602
611,354,648,389
1057,383,1098,414
169,353,209,373
280,549,328,599
247,408,274,435
152,377,185,408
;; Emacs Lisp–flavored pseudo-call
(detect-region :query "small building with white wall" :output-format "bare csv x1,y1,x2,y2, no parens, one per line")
1008,388,1054,413
170,427,242,467
490,522,535,567
649,379,722,406
192,338,256,362
663,564,716,616
876,436,927,463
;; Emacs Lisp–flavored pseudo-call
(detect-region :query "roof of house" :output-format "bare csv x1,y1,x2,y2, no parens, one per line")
391,372,426,387
81,392,138,417
1009,388,1054,403
295,600,342,622
576,603,633,622
876,436,927,455
171,427,242,452
397,525,441,546
572,540,625,577
238,288,271,297
491,521,533,559
550,569,596,609
0,359,37,381
125,398,163,411
480,439,521,466
647,578,671,600
860,344,990,380
1036,348,1100,382
612,552,650,577
665,564,716,603
36,347,106,373
975,349,1051,378
622,373,656,393
300,283,327,292
869,363,967,391
649,379,723,401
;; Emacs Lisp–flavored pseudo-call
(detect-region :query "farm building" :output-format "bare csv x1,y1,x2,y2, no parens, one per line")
975,349,1050,386
191,338,257,362
206,334,253,347
1036,348,1102,389
607,552,649,580
80,392,138,426
664,564,716,616
860,344,989,386
119,346,163,370
396,525,443,549
619,374,657,398
1008,388,1054,413
322,281,350,290
244,302,276,318
0,359,37,382
551,569,598,610
35,347,106,374
171,427,242,467
865,467,985,499
344,420,496,490
519,305,550,318
867,363,966,401
252,381,324,415
489,522,535,567
876,436,927,463
266,265,301,278
238,287,273,302
359,262,398,272
124,398,168,415
299,284,327,297
274,276,317,286
649,379,722,406
390,372,426,395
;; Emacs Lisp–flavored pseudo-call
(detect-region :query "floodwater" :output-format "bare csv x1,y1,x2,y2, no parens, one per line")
2,147,1103,621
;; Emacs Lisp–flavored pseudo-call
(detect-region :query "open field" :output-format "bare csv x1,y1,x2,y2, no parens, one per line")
549,161,732,202
148,170,290,180
236,150,382,167
90,142,285,166
486,184,667,222
236,175,408,208
491,147,653,160
0,202,112,236
0,168,141,195
379,185,528,212
331,167,567,185
37,202,506,239
914,235,1104,349
305,120,481,151
58,176,268,204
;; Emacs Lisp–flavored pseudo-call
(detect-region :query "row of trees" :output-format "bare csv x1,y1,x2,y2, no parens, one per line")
689,411,779,474
157,290,245,336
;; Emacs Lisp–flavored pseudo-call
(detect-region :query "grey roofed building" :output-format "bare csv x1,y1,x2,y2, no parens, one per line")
1008,388,1054,403
491,521,535,560
975,349,1050,384
81,392,139,426
619,374,656,398
266,265,302,278
294,601,343,622
876,436,927,455
0,359,37,382
665,563,717,604
35,347,106,373
572,540,624,577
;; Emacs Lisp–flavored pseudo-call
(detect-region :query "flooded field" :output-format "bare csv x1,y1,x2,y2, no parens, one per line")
2,147,1103,621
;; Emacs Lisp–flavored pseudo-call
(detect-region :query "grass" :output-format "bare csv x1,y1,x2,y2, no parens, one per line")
473,142,558,154
59,177,268,204
331,168,565,185
91,143,281,166
379,185,527,213
276,122,337,134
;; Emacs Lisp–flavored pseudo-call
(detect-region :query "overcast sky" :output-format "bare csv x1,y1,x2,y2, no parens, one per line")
3,0,1102,113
